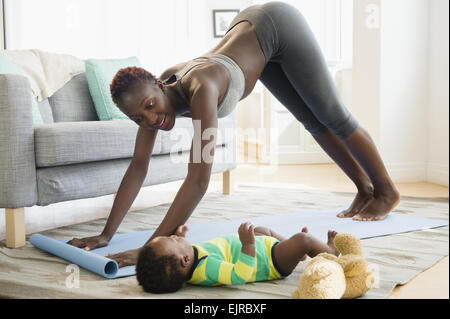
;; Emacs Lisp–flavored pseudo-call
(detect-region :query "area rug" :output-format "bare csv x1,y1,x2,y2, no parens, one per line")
0,184,448,299
29,206,447,279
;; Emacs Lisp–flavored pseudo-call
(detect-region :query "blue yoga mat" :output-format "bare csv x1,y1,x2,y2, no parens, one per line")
30,209,448,278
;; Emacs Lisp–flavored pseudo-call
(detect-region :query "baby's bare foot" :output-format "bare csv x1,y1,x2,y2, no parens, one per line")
327,230,340,257
300,227,308,261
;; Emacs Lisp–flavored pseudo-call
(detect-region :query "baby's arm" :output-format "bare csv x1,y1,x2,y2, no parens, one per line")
239,222,256,257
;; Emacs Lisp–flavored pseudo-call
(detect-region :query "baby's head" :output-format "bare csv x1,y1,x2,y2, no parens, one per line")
136,234,195,293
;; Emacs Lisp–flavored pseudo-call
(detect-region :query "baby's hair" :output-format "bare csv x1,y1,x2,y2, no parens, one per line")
110,66,163,106
136,244,186,294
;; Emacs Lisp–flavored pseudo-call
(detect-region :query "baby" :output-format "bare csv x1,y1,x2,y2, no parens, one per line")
136,222,340,293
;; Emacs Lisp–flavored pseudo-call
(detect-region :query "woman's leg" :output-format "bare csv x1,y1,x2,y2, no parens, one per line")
259,62,374,217
313,130,375,218
342,127,400,221
268,5,399,220
272,230,339,276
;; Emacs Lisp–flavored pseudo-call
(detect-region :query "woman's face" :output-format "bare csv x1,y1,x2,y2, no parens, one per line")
118,80,175,131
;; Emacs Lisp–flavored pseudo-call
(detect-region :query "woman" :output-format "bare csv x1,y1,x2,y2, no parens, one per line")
68,2,399,267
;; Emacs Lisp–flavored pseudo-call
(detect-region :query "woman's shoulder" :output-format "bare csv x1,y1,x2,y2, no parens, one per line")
184,62,229,97
159,61,188,81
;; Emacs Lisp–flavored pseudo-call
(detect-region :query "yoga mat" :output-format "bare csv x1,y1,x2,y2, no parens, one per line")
29,234,118,278
30,208,448,279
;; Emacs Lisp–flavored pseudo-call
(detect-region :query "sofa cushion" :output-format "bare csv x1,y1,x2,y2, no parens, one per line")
34,115,236,167
48,73,99,122
0,53,44,125
85,57,140,121
36,144,237,206
37,99,54,123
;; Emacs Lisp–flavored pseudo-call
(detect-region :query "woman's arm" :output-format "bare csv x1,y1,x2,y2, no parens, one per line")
68,127,157,249
99,84,219,267
101,127,158,239
146,83,219,243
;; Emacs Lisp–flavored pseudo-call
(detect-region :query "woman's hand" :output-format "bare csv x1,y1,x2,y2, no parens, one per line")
107,249,141,268
67,234,110,251
175,225,189,238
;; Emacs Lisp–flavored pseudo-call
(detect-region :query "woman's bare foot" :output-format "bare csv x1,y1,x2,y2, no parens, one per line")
327,230,340,257
352,185,400,221
337,184,374,218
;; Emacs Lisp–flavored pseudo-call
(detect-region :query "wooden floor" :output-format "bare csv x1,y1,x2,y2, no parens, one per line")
210,162,449,299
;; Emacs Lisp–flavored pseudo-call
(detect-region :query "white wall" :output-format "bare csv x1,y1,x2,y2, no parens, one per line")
427,0,449,186
352,0,381,143
4,0,448,186
4,0,193,76
379,0,430,182
352,0,448,186
5,0,141,58
4,0,254,76
0,0,4,49
188,0,252,57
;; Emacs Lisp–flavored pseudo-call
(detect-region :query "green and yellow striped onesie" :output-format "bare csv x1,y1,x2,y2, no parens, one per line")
186,234,287,286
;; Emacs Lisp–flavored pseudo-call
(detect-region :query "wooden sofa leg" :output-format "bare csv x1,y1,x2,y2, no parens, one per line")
222,170,235,195
5,207,26,248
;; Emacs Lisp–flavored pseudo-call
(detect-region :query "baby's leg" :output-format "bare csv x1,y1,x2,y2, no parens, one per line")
254,226,308,242
255,226,309,261
254,226,286,241
272,230,339,276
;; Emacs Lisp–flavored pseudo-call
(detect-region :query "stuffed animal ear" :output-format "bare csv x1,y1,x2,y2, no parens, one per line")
334,233,363,256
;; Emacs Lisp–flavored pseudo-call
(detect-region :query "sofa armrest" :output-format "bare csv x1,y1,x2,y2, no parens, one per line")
0,74,38,208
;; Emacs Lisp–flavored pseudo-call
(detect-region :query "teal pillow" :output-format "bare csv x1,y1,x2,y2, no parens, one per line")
0,53,44,126
85,57,141,121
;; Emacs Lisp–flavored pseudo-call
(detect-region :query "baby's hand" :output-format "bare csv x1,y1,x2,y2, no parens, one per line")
175,225,189,237
238,222,255,246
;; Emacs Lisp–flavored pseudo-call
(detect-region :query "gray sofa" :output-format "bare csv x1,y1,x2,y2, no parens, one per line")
0,73,237,248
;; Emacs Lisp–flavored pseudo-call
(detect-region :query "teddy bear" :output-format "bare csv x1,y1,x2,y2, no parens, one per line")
292,233,375,299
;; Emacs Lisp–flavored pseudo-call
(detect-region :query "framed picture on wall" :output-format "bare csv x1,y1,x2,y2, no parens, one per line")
213,9,240,38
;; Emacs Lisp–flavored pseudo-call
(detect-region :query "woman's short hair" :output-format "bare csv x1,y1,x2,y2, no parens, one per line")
110,66,157,106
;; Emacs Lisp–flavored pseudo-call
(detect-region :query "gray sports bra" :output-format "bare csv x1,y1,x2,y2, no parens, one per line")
170,52,245,118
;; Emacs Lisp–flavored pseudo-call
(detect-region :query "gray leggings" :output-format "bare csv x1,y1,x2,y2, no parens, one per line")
227,1,359,139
